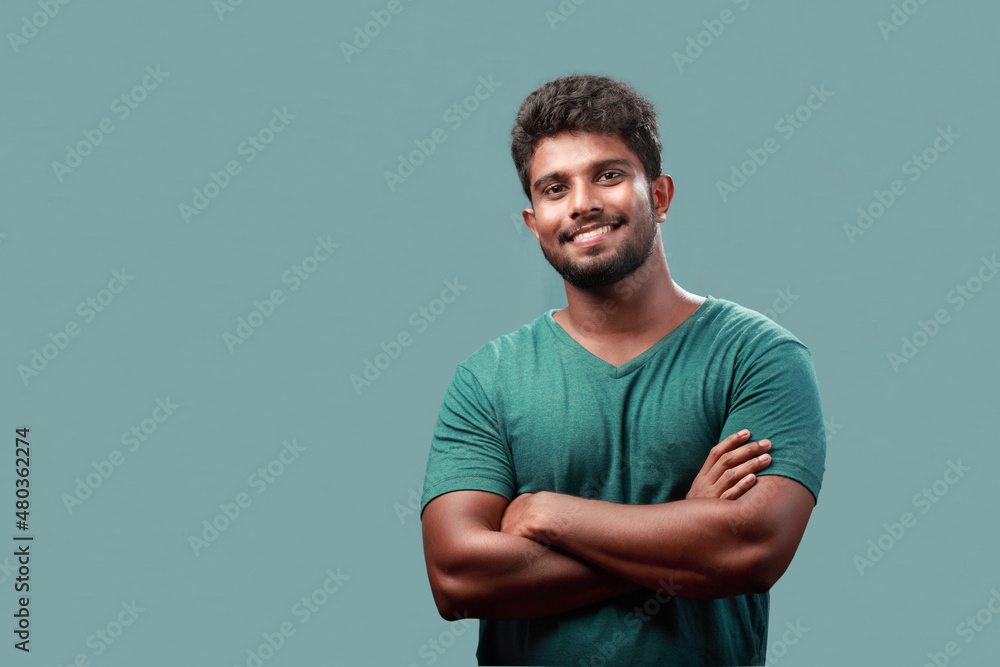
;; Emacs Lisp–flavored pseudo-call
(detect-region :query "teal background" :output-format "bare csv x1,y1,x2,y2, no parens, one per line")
1,1,998,665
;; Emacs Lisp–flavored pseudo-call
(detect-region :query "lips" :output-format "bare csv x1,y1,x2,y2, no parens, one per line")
567,222,622,244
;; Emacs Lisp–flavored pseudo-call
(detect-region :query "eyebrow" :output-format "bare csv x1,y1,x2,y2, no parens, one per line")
532,158,634,193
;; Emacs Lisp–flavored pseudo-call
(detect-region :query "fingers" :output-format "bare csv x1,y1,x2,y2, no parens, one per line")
712,429,752,457
720,473,757,501
711,434,772,497
698,430,751,477
717,446,772,495
689,430,776,501
719,438,772,471
704,431,769,483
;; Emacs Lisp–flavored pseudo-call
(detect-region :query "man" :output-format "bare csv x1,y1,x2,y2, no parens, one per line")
419,73,826,666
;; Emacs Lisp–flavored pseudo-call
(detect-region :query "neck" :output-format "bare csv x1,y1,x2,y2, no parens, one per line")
560,247,701,340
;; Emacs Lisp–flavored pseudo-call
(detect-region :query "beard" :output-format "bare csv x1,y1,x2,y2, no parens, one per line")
539,203,659,290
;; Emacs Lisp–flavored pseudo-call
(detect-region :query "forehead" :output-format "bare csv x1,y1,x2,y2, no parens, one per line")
529,130,640,176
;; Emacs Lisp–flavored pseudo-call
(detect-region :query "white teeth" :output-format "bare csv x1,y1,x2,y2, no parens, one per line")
573,225,613,241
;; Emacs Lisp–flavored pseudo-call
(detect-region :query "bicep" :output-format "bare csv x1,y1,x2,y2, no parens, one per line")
737,475,815,579
420,490,510,617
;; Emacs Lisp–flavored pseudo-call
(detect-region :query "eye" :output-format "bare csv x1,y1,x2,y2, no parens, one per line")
542,171,623,196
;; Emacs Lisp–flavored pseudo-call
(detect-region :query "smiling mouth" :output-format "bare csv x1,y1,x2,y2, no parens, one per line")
568,223,622,244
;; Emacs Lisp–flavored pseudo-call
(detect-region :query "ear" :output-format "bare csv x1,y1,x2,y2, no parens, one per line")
651,175,674,222
522,207,540,241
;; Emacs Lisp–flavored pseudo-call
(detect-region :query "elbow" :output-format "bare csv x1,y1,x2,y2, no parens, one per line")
424,531,498,620
713,555,773,597
738,540,794,595
428,571,465,620
744,564,779,595
426,561,484,621
721,507,801,595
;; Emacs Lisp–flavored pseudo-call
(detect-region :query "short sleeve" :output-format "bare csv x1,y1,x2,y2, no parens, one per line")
719,339,827,503
420,364,516,517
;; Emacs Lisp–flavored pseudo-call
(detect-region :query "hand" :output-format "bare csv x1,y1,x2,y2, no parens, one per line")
686,429,772,501
500,491,571,544
500,492,540,541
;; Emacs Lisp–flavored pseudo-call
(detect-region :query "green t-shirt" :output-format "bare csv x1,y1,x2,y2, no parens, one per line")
420,295,826,666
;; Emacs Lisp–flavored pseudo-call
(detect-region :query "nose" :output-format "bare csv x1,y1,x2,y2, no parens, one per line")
569,179,603,220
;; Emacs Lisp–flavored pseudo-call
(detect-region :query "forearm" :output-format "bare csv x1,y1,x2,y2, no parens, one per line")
428,527,641,620
536,494,772,598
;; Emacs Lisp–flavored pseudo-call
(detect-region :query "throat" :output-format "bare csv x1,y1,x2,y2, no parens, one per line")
552,309,662,367
552,294,706,367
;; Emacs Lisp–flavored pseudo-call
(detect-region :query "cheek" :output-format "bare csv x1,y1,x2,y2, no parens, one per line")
630,178,650,200
535,211,564,239
602,190,636,215
628,183,653,214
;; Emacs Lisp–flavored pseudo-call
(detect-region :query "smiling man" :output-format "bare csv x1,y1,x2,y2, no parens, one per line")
419,74,827,666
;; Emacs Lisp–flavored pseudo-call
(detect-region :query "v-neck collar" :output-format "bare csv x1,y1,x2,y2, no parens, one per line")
543,296,716,379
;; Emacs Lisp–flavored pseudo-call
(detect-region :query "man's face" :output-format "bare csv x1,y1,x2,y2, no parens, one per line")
523,131,671,290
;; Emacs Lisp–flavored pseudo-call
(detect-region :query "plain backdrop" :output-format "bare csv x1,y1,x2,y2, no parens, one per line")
1,1,998,665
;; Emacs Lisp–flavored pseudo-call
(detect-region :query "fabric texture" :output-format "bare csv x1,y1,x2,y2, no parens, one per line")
421,295,827,666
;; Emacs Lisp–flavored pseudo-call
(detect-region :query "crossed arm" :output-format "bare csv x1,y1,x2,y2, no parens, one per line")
421,430,816,620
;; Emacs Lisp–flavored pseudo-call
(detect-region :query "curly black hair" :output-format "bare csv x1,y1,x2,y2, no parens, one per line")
510,73,662,203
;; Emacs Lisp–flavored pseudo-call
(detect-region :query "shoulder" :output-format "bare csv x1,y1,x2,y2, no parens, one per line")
455,311,554,373
447,311,555,395
701,296,810,356
695,297,818,382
